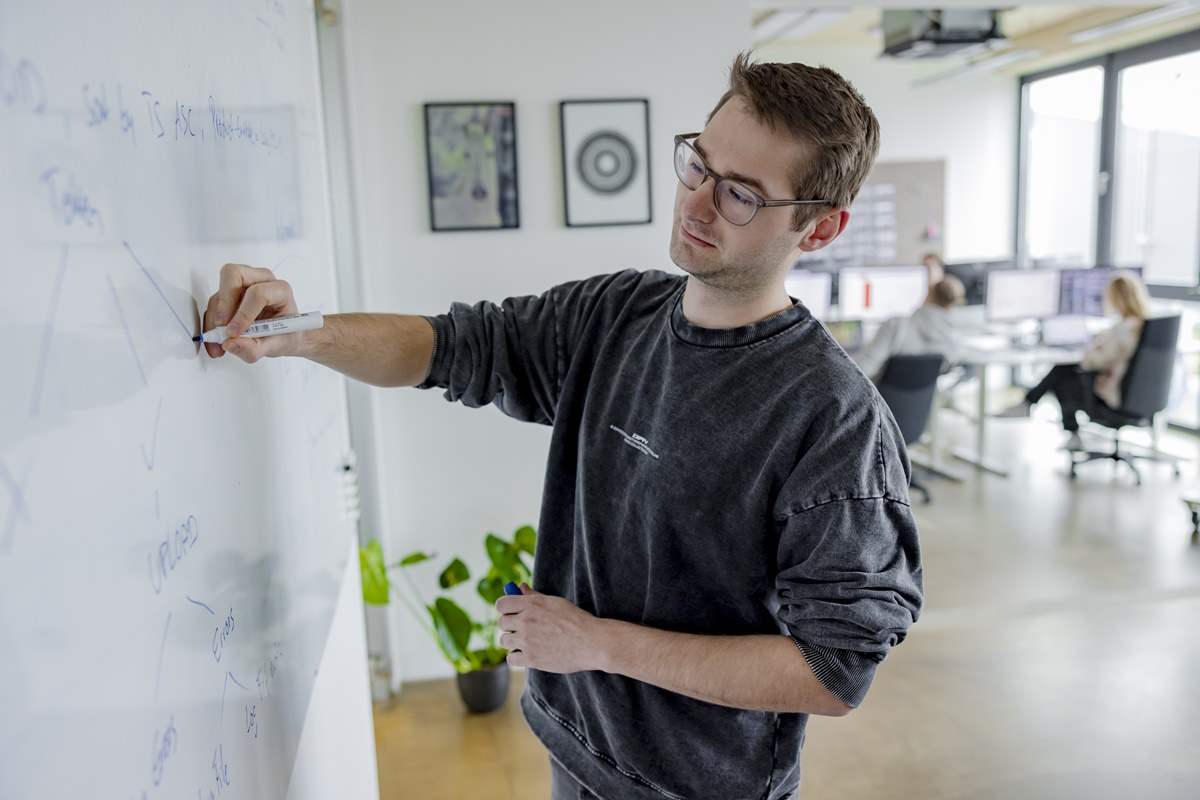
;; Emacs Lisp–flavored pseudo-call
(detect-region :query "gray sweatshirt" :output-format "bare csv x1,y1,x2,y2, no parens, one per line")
421,269,923,800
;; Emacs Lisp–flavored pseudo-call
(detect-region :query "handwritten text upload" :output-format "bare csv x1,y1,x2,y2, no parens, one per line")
148,514,199,594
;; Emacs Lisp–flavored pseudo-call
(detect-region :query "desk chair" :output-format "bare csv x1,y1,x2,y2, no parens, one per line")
876,354,945,504
1070,314,1182,486
1184,496,1200,545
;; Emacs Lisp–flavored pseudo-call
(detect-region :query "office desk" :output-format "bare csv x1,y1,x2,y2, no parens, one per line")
953,338,1084,476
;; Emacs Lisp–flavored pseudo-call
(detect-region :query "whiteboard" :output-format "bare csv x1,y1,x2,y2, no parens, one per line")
0,2,361,798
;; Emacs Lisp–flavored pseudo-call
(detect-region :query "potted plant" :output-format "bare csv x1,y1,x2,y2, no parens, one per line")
359,524,536,713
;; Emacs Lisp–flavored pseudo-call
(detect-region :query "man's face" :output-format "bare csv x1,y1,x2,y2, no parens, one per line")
669,98,811,294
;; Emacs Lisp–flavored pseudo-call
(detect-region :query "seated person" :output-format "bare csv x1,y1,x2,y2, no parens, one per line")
995,271,1151,450
854,275,966,382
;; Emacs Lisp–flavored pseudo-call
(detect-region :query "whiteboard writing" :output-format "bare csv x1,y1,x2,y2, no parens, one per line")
0,4,354,799
0,50,46,114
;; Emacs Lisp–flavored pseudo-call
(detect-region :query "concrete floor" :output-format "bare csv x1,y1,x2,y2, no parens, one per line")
373,402,1200,800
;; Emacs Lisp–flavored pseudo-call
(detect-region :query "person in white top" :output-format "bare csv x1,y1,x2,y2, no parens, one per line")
854,274,965,382
995,271,1151,450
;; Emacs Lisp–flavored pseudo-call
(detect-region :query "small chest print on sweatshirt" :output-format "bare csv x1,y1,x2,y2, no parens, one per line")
608,425,660,460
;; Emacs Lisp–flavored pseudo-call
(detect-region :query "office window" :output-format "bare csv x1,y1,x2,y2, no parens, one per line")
1020,32,1200,432
1020,66,1103,266
1111,50,1200,287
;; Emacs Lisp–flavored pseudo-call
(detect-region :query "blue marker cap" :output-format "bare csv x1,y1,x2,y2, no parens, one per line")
503,581,521,596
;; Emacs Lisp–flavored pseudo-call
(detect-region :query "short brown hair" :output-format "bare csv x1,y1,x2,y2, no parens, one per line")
709,52,881,229
929,276,966,309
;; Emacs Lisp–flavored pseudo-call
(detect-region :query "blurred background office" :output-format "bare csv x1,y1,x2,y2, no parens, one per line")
310,1,1200,797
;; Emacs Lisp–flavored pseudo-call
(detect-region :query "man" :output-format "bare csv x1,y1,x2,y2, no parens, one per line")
203,54,922,800
855,275,966,382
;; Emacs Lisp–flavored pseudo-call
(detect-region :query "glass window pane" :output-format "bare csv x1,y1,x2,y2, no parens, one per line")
1022,67,1104,266
1111,51,1200,287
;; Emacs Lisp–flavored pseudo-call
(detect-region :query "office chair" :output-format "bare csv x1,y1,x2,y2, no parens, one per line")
876,354,945,503
1069,314,1182,486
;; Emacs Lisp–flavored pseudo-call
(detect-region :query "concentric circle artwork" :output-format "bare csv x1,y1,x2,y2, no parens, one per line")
576,131,637,195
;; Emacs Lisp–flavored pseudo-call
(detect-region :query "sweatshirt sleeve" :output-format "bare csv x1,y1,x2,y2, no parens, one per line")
418,270,647,424
773,387,924,707
418,289,564,425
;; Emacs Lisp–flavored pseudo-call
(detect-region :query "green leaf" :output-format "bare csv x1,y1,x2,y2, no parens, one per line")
429,598,473,671
472,647,507,667
399,551,434,567
359,541,390,605
477,574,505,605
438,558,470,589
513,525,537,555
485,534,523,583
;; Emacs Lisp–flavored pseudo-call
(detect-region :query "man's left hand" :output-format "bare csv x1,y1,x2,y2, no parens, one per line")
495,584,605,673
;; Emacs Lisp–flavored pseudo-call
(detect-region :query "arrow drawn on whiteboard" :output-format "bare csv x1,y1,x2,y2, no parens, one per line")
121,241,193,339
107,272,149,387
140,398,162,470
29,245,68,417
0,458,34,555
187,595,215,615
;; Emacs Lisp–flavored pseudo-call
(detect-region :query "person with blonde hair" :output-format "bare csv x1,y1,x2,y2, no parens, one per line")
996,270,1152,449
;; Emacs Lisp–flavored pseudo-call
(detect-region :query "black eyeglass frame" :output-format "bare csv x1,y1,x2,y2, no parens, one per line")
673,133,833,226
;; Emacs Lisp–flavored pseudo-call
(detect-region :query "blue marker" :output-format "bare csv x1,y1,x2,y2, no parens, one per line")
503,581,522,596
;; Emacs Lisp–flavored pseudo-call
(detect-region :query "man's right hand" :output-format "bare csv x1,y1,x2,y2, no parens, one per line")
202,263,302,363
201,262,436,386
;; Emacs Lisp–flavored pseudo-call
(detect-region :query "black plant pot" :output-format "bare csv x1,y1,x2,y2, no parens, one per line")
456,662,510,713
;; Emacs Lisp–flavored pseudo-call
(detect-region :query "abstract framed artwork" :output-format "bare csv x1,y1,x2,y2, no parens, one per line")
423,102,519,231
560,98,651,227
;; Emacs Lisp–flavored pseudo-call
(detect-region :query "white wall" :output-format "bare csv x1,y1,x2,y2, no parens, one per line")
337,0,751,681
757,41,1020,263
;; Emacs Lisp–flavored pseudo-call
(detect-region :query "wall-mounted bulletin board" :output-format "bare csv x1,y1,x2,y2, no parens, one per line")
796,159,945,267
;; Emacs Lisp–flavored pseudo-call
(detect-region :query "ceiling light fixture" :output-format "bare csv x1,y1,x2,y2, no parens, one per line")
752,8,850,44
911,49,1041,87
1067,1,1200,43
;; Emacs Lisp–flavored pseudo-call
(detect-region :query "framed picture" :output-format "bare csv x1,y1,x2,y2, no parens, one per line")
423,102,519,231
560,98,651,227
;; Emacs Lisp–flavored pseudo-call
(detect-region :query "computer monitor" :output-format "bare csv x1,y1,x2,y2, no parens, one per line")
1059,266,1144,316
985,269,1062,322
784,270,832,320
943,260,1011,306
837,266,928,322
1040,314,1092,348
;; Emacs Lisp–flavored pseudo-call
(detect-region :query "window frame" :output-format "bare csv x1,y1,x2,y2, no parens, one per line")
1017,28,1200,302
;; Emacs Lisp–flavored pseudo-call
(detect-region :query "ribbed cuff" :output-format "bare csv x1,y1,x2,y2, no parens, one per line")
417,315,452,389
792,637,879,708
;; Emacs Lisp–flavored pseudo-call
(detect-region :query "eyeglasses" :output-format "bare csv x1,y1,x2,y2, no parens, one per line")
673,133,831,226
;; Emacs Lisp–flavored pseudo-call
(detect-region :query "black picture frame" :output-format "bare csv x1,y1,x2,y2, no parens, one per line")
559,98,651,228
423,102,519,232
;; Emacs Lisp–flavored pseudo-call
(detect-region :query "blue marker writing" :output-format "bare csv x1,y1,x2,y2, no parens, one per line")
194,310,323,344
503,581,522,596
